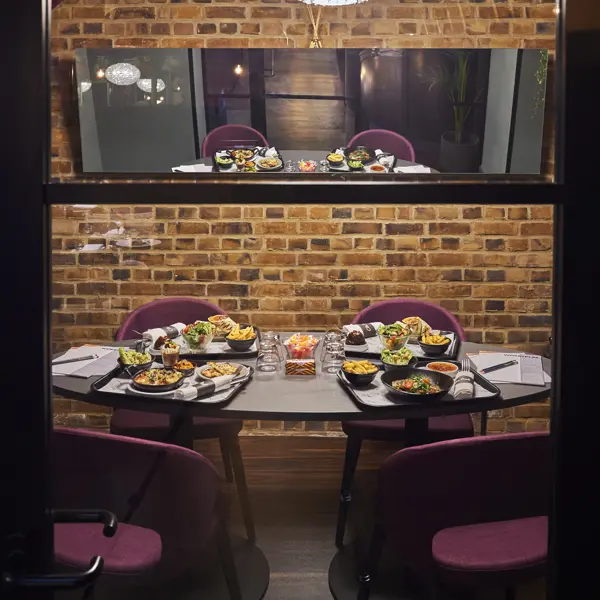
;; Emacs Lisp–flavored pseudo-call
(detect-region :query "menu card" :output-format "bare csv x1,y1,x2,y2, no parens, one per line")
470,352,547,386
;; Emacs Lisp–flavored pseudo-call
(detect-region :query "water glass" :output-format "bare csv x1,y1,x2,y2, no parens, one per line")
262,331,285,362
319,160,330,172
256,342,281,376
284,160,295,173
319,329,346,361
321,342,345,374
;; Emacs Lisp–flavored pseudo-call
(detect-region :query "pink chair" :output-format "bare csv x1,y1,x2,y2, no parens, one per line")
358,433,549,600
347,130,415,162
336,299,473,548
112,298,255,542
201,125,268,158
53,427,242,598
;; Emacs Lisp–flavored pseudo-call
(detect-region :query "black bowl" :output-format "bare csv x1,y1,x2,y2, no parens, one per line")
342,366,379,387
344,146,375,165
347,161,364,172
382,356,418,372
130,369,185,393
418,336,451,356
327,153,345,167
119,357,153,376
225,335,257,353
380,367,453,401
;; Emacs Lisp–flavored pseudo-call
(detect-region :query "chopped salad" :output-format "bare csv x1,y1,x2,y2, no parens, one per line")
392,375,440,395
119,347,151,365
182,321,214,346
381,347,413,366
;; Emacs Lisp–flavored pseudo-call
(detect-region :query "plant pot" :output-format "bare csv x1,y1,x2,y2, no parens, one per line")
440,132,480,173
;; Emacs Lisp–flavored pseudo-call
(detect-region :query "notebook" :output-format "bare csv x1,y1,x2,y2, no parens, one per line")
471,352,546,387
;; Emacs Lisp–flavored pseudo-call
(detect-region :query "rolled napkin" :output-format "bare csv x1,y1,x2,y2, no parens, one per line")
453,370,475,400
142,323,186,348
343,322,383,339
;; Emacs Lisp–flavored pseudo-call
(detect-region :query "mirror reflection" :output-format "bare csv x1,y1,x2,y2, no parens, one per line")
75,48,548,175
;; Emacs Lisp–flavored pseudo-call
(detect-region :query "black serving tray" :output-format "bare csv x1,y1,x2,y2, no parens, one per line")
345,331,461,361
337,359,501,410
91,364,254,407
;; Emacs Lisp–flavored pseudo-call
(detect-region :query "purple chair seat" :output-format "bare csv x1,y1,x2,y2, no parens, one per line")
342,414,473,442
110,410,243,440
347,129,415,162
55,522,162,575
432,516,548,586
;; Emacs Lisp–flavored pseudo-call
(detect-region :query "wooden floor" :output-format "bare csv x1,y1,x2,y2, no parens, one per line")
195,436,547,600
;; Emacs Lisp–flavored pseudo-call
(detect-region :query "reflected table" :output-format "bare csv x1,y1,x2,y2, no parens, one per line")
180,150,436,174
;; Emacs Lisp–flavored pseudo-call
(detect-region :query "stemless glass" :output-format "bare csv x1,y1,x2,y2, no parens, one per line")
321,342,346,374
256,341,281,376
262,331,284,362
320,329,346,361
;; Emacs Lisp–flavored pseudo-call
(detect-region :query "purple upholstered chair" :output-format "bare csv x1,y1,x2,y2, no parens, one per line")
52,428,242,599
112,298,254,542
358,433,550,600
201,125,268,158
347,130,415,162
336,300,472,548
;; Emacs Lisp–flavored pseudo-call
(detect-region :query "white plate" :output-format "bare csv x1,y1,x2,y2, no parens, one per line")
197,363,248,381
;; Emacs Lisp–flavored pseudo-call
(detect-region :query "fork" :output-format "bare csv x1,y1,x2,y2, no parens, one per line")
461,357,471,373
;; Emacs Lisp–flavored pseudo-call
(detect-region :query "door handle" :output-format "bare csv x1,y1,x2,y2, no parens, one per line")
52,509,118,537
2,508,118,592
2,556,104,590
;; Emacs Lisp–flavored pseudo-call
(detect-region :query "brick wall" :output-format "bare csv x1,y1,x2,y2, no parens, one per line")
52,203,553,435
50,0,558,177
50,2,555,435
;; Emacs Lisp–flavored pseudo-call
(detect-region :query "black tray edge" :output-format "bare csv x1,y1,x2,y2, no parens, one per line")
336,359,500,410
91,366,255,408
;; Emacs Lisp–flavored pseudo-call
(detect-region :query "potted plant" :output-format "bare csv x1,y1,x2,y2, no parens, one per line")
424,51,484,173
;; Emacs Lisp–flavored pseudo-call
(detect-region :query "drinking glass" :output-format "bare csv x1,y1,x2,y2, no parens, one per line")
256,342,281,376
321,342,345,374
262,331,285,362
320,329,346,361
161,346,179,368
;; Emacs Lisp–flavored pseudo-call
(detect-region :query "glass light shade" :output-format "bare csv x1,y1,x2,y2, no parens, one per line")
136,78,166,93
105,63,141,86
79,81,92,93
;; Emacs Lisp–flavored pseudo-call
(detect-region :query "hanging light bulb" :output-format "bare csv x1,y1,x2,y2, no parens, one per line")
136,78,166,93
233,64,243,76
105,62,141,86
96,68,105,79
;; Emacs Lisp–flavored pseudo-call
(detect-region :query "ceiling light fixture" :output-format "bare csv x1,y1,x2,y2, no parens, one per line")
105,62,141,86
299,0,368,48
136,78,166,93
233,64,244,76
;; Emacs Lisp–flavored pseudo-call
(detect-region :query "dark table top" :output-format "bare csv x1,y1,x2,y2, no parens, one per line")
53,339,551,422
182,150,435,174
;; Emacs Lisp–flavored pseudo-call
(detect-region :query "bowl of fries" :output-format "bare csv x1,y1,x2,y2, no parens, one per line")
342,360,379,386
225,323,257,352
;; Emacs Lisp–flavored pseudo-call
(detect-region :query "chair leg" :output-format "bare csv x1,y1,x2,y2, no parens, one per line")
219,436,234,483
216,518,243,600
480,411,488,436
505,585,517,600
228,435,256,543
335,434,363,548
357,525,385,600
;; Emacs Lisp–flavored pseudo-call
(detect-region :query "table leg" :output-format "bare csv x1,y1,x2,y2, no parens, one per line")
405,418,429,447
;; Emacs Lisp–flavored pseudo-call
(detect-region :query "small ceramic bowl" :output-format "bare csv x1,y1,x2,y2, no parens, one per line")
425,361,459,379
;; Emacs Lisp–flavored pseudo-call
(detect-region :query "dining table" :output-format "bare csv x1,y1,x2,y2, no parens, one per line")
53,337,551,447
177,150,437,174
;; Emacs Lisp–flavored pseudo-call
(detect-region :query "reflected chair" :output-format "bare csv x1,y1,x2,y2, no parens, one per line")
336,299,473,548
52,427,242,600
111,297,255,542
347,130,415,162
201,125,269,157
358,432,550,600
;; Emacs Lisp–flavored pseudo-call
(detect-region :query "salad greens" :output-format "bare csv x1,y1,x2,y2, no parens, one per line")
182,321,214,346
348,160,363,169
381,347,413,366
378,323,410,337
119,347,151,365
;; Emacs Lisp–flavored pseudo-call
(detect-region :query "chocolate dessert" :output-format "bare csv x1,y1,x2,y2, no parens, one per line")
346,330,366,346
